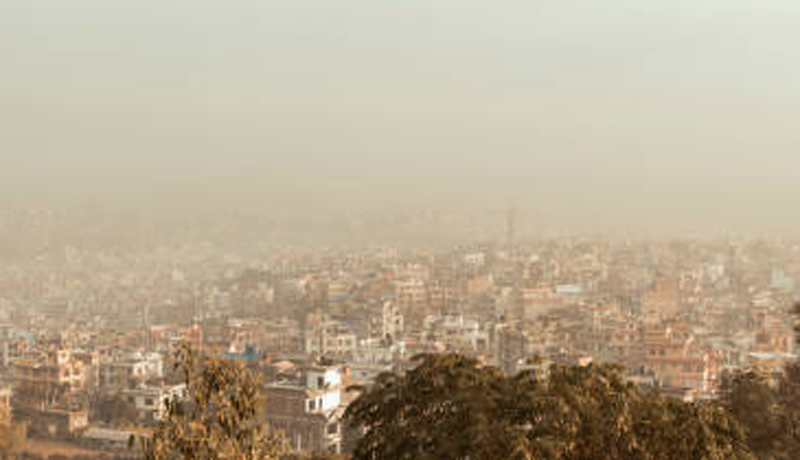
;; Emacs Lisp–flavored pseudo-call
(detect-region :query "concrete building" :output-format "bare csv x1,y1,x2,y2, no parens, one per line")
121,383,187,422
264,364,350,454
12,348,86,408
99,351,164,389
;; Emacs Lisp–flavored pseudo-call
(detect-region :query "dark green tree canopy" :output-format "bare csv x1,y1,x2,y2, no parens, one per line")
345,354,753,460
345,354,518,460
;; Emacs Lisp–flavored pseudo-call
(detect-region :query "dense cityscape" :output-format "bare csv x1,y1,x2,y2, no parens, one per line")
6,0,800,458
0,207,797,458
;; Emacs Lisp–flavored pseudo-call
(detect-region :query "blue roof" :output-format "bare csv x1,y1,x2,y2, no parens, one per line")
224,345,260,363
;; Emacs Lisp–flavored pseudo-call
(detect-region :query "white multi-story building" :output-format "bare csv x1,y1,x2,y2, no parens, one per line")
121,383,187,422
100,351,163,389
264,364,351,454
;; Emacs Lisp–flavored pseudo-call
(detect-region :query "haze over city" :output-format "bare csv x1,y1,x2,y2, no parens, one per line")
4,0,800,237
4,3,800,459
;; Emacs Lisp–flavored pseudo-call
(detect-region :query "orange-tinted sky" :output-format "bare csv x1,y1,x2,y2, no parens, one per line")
3,0,800,235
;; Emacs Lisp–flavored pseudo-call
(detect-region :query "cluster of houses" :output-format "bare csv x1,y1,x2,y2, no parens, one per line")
1,237,799,456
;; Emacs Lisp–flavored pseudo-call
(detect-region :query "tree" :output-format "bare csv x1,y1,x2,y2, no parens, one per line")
284,454,350,460
0,422,27,460
775,362,800,458
345,354,524,460
638,396,752,460
712,303,800,459
510,363,642,459
141,343,286,460
781,304,800,457
346,354,753,460
718,370,784,459
511,363,752,460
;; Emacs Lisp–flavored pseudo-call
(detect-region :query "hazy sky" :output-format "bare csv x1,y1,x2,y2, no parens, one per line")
3,0,800,234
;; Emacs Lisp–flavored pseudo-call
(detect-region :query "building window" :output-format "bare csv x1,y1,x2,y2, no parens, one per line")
327,423,338,435
318,377,325,388
145,397,155,406
308,400,316,411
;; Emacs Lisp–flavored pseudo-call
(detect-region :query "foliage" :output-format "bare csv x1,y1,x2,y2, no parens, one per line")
719,363,800,460
283,454,350,460
776,362,800,459
512,363,751,460
345,354,753,460
345,354,519,460
141,343,286,460
719,370,784,459
0,422,27,460
639,397,752,460
713,303,800,459
510,363,642,459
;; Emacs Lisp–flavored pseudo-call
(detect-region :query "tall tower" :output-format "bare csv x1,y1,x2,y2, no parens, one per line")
506,205,517,255
506,205,524,321
192,287,205,352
